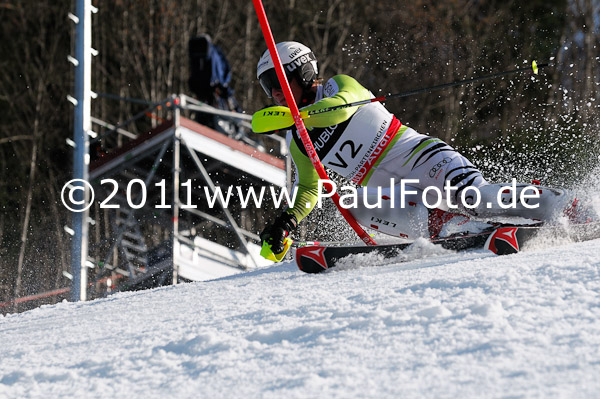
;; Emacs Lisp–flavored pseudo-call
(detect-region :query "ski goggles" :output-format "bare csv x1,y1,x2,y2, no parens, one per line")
258,68,291,98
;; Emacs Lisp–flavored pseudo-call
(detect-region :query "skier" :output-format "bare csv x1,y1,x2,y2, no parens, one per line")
253,41,579,259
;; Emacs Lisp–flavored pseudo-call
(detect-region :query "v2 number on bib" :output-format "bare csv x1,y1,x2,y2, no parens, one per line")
327,140,363,169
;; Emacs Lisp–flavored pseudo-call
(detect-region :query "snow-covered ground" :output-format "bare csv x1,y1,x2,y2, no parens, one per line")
1,238,600,399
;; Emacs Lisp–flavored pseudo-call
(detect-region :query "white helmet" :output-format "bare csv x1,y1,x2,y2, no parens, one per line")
256,41,318,98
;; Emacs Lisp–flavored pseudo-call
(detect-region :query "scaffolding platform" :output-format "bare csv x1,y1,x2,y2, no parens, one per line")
86,97,290,295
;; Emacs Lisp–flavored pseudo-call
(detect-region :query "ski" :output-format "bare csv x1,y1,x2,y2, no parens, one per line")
295,230,494,273
296,222,600,273
484,221,600,255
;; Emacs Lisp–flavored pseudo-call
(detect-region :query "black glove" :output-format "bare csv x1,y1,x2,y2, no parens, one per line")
260,212,298,254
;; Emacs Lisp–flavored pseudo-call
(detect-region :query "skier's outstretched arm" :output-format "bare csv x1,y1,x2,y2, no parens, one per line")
260,139,319,256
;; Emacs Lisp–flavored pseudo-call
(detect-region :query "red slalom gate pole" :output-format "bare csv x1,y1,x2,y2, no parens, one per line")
252,0,376,246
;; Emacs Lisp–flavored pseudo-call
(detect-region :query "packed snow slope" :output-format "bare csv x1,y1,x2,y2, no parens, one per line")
1,238,600,399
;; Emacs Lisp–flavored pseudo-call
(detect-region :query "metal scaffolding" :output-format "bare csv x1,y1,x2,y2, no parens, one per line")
83,95,290,298
67,2,290,302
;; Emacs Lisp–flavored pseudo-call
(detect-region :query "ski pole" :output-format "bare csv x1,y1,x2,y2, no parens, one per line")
253,0,377,248
251,61,549,133
306,61,549,117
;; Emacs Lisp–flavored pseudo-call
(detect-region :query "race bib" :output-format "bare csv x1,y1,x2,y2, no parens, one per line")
321,102,394,181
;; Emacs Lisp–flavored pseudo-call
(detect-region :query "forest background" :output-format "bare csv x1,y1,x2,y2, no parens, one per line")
1,0,599,311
